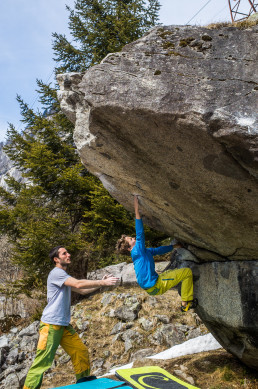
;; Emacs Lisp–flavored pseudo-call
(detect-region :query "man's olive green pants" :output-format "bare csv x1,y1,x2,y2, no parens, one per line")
145,267,193,301
23,322,90,389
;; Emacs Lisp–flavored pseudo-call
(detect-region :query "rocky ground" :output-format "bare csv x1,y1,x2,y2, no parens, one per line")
0,285,257,389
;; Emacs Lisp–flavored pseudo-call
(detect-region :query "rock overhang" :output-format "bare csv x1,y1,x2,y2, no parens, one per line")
57,24,258,262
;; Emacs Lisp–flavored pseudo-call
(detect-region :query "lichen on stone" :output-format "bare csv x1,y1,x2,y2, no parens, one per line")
179,37,195,47
162,41,175,49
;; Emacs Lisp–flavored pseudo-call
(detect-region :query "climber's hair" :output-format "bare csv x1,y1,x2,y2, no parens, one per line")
116,235,131,256
49,246,63,264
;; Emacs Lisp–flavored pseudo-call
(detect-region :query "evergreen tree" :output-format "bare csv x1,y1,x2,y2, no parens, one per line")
0,83,136,294
52,0,160,73
0,0,163,295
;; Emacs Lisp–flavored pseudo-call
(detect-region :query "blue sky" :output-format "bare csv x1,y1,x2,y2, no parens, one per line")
0,0,250,141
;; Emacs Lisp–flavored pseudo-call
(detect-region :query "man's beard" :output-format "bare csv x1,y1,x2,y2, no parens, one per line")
59,259,70,267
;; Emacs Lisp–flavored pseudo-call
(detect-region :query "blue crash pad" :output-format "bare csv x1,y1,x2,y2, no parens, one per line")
51,377,131,389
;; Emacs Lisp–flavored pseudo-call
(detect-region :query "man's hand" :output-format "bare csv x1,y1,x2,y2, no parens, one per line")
102,274,120,286
170,238,182,249
70,274,119,295
134,195,141,219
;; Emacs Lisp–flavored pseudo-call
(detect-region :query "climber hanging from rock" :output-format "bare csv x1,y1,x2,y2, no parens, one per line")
116,195,198,312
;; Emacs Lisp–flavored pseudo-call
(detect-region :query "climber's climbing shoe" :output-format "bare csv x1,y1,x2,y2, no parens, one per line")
181,298,198,312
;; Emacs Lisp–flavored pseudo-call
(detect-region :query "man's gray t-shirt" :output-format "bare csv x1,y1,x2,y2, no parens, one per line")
41,267,71,326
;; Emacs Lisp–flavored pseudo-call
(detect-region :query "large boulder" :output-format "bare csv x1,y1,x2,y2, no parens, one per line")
57,24,258,369
193,261,257,370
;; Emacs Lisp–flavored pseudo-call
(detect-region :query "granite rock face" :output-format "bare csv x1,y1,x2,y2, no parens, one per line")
194,261,258,370
175,257,258,370
57,24,258,368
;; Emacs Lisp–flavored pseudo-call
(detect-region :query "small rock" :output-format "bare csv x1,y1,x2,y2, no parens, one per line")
192,313,202,326
18,352,26,363
186,376,195,385
174,369,186,378
112,333,122,343
186,327,202,340
106,309,115,317
0,349,5,367
103,360,114,370
92,367,105,376
18,321,39,337
114,299,141,321
58,354,71,364
17,368,29,388
0,366,14,379
20,335,38,353
117,293,132,300
103,350,111,358
155,315,170,324
3,372,20,389
122,329,143,352
75,319,89,331
121,329,142,342
0,335,9,348
9,327,18,335
139,317,154,331
92,358,104,369
110,322,126,335
56,346,64,356
151,324,184,347
124,339,133,352
101,293,116,306
175,324,189,333
130,348,155,361
6,348,18,365
173,370,195,385
146,296,157,306
73,310,82,319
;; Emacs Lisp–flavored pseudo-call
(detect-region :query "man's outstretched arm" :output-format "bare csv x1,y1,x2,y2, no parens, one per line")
65,273,119,294
149,240,182,256
134,195,145,249
134,195,141,219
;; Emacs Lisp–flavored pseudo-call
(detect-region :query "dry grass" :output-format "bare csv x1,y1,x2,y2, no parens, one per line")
131,351,258,389
206,18,258,29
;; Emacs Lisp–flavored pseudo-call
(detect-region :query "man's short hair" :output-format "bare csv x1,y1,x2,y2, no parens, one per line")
49,246,63,264
116,235,131,256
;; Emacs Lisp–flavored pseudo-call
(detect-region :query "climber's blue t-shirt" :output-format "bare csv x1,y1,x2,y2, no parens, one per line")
131,218,173,289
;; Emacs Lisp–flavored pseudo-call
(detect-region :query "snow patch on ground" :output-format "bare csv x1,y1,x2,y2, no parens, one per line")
148,333,222,360
106,333,222,375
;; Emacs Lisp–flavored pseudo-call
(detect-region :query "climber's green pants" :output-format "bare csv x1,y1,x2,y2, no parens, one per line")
145,268,193,301
23,322,90,389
